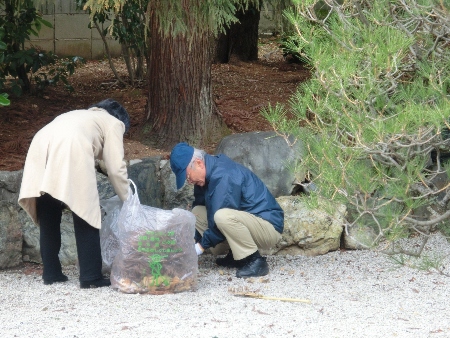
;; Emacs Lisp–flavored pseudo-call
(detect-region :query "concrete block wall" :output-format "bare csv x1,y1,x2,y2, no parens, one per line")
27,0,121,60
259,6,278,36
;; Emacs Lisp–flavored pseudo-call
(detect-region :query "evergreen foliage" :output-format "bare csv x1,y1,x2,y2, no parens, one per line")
263,0,450,256
83,0,260,40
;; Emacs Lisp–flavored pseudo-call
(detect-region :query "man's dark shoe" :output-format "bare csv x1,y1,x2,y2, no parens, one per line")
43,274,69,285
216,250,245,269
236,256,269,278
80,277,111,289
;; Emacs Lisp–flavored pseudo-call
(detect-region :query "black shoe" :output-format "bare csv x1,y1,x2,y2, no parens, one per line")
43,274,69,285
80,277,111,289
216,250,245,269
236,256,269,278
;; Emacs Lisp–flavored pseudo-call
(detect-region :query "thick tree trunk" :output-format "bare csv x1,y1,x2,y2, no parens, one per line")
141,12,224,150
215,5,261,63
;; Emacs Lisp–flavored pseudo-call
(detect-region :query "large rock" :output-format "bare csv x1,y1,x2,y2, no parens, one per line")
0,171,22,205
0,171,23,268
19,209,40,263
267,196,345,256
97,156,164,207
21,208,78,265
160,159,194,210
127,157,163,208
0,202,22,268
343,224,378,250
215,131,305,197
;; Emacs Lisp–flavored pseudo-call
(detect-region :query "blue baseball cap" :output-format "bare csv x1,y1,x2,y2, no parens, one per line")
170,142,194,189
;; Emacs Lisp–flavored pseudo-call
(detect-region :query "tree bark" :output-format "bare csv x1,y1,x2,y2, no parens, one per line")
141,10,224,150
215,5,261,63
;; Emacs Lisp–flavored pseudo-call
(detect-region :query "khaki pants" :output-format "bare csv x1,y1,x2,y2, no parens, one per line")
192,206,281,260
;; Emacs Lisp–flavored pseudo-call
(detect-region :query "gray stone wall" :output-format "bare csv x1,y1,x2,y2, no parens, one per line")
0,132,351,270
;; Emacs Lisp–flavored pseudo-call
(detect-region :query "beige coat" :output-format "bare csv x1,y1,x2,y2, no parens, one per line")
18,108,129,229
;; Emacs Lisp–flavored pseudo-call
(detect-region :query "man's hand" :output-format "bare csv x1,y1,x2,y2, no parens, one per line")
195,242,204,255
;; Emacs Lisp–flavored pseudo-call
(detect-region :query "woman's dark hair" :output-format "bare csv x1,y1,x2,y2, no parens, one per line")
90,98,130,133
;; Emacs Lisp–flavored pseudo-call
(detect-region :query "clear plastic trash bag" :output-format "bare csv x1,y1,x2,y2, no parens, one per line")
100,195,123,270
103,180,198,294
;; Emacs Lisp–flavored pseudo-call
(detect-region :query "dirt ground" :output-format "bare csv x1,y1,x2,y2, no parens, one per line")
0,38,310,172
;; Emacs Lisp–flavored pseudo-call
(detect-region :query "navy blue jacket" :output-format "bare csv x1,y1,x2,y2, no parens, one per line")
193,154,284,250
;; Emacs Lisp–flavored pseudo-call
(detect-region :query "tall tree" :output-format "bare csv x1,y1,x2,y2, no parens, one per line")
145,1,218,148
84,0,259,149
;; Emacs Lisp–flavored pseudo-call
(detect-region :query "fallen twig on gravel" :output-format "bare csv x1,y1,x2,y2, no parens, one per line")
229,286,311,303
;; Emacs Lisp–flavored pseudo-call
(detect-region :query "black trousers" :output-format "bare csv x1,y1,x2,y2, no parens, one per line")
36,193,102,282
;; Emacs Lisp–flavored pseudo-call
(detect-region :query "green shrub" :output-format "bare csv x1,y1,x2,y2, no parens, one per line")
0,0,84,96
263,0,450,256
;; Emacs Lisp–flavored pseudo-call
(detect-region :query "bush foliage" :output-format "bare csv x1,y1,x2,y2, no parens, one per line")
76,0,149,86
0,0,84,96
263,0,450,256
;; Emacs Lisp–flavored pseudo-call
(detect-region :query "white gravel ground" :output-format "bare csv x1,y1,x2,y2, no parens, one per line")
1,233,450,338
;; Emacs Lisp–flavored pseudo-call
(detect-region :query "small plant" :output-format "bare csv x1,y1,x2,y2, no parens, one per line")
388,252,450,277
31,54,86,94
0,93,9,106
278,33,307,64
0,26,9,105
